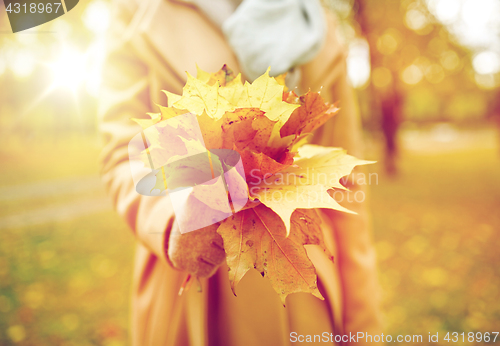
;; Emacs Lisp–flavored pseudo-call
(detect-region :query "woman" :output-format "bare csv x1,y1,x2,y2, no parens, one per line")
99,0,383,344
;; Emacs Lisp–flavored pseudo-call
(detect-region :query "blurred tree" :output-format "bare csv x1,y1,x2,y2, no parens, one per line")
491,91,500,156
348,0,482,174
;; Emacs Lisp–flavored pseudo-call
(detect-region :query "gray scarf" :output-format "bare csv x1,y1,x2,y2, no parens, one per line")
188,0,326,84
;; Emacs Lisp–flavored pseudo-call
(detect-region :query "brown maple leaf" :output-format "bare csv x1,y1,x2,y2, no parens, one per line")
217,204,333,305
281,91,339,138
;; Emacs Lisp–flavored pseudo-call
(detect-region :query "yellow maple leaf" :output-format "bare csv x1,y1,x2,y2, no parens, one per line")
235,68,299,122
218,74,245,105
131,104,188,130
274,72,288,92
172,73,235,120
196,64,239,87
250,144,374,236
162,90,182,106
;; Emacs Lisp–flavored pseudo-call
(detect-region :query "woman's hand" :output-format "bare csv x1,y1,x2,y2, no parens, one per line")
166,193,261,278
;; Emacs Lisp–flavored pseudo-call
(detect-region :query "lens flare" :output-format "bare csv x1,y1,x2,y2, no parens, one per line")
347,38,371,89
82,1,111,35
472,51,500,75
49,47,87,90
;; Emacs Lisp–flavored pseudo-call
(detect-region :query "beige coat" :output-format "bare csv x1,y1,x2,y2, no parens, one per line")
99,0,383,345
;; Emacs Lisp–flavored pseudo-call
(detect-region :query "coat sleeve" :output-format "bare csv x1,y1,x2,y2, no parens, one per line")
301,10,384,342
98,1,176,265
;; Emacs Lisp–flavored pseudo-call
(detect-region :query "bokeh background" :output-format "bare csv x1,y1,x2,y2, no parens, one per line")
0,0,499,345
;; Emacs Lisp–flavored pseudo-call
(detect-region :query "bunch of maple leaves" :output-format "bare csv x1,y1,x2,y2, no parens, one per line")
133,65,371,304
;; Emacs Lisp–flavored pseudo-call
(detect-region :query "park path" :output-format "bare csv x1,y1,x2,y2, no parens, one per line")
0,175,112,229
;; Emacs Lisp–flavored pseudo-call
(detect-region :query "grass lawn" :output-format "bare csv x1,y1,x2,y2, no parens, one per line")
0,135,499,345
371,147,500,344
0,136,135,346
